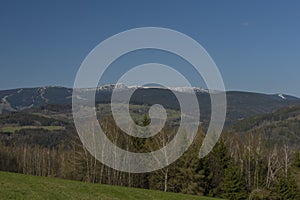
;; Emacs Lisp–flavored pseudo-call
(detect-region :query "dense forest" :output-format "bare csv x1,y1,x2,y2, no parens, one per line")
1,105,300,199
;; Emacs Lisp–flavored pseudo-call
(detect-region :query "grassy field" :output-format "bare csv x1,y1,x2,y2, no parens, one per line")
0,171,221,200
0,125,65,133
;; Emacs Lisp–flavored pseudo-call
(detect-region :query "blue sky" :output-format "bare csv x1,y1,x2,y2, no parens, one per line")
0,0,300,96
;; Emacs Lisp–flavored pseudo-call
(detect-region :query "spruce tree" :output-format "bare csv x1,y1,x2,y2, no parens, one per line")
207,139,231,197
275,172,300,200
222,165,248,200
142,113,150,127
294,150,300,168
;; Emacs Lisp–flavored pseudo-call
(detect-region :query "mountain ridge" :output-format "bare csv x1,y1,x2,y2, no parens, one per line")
1,85,300,124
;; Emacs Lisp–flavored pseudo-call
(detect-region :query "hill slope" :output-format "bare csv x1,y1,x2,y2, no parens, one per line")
229,105,300,147
0,171,221,200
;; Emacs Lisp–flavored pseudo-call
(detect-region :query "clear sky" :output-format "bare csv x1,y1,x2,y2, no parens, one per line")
0,0,300,96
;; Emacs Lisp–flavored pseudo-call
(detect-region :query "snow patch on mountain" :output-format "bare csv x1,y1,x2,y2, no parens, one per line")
17,89,23,94
93,84,209,94
278,94,286,100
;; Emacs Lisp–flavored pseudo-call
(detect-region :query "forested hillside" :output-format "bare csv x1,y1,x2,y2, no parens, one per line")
1,103,300,199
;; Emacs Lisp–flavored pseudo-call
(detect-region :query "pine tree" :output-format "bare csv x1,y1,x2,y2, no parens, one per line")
132,114,150,152
142,113,150,127
132,114,151,188
198,156,213,196
170,146,206,195
163,131,207,195
294,150,300,168
222,165,248,200
207,139,231,197
275,172,300,200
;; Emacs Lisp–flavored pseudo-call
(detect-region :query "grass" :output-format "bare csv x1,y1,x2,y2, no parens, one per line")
0,125,65,133
0,171,222,200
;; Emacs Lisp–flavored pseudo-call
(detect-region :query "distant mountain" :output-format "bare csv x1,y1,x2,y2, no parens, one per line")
0,85,300,124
